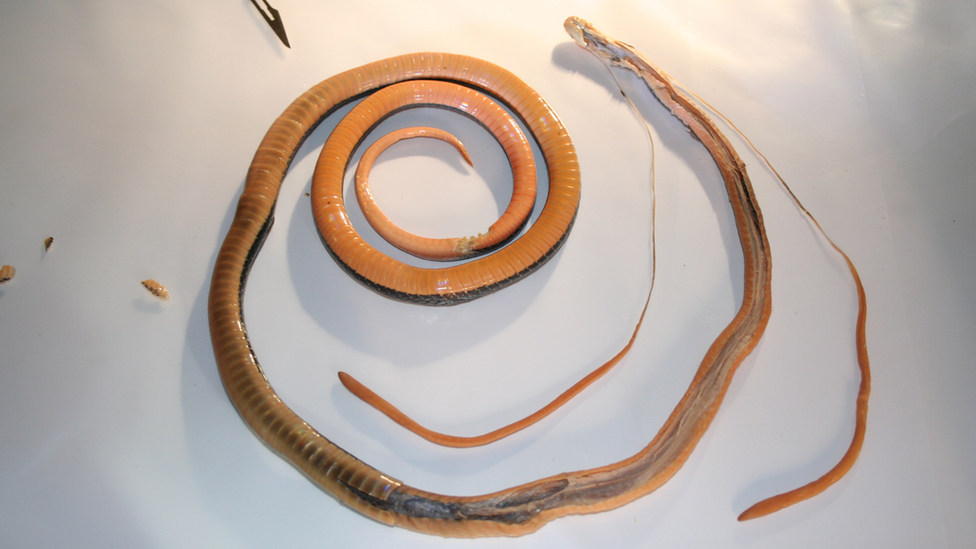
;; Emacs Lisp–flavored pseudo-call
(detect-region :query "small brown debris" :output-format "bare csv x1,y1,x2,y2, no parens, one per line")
0,265,14,284
141,279,170,299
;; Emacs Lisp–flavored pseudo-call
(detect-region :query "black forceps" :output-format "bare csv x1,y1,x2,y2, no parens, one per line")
250,0,290,48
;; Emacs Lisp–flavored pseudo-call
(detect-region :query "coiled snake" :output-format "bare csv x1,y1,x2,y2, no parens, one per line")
208,17,869,537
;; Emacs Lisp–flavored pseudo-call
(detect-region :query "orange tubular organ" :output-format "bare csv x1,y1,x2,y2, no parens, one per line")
354,126,481,260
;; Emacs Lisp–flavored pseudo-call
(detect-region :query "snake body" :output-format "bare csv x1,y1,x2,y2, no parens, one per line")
346,83,538,261
208,20,868,538
563,17,870,521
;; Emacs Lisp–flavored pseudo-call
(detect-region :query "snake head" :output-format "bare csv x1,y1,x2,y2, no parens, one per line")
564,16,631,67
564,16,590,47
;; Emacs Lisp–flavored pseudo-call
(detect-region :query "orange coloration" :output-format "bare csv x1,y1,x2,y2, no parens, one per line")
340,291,650,447
210,46,758,536
141,279,169,300
313,79,550,292
565,16,870,521
208,14,870,535
0,265,14,284
350,85,537,261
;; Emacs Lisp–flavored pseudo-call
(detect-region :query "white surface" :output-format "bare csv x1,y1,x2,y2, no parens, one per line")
0,1,972,547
